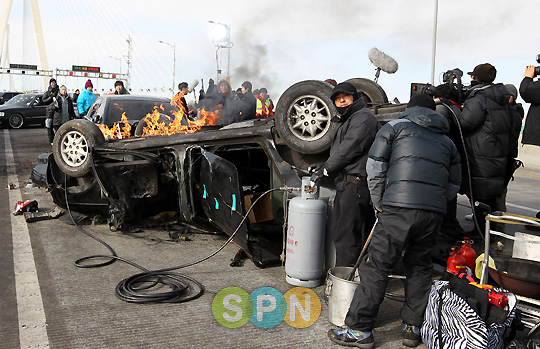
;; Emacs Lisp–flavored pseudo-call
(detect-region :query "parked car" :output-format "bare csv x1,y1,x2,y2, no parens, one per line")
0,91,22,105
0,93,47,129
36,79,405,267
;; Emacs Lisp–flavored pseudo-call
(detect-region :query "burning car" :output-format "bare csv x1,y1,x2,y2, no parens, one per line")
40,78,405,267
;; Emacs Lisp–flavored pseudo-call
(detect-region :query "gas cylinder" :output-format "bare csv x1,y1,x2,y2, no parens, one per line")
446,247,467,275
285,176,327,288
459,237,477,271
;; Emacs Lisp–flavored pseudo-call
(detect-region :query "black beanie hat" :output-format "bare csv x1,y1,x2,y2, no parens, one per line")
407,94,436,111
331,82,359,102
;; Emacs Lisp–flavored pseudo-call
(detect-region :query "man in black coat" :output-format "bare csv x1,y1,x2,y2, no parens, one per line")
310,82,380,267
328,95,461,348
42,78,59,144
520,65,540,146
237,81,257,120
457,63,513,232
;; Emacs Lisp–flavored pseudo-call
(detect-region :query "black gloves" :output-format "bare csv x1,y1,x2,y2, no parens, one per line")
310,167,328,185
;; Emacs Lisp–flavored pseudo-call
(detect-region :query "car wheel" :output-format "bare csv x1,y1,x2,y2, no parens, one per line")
274,80,338,155
344,78,388,105
134,113,172,137
8,114,24,129
52,119,105,178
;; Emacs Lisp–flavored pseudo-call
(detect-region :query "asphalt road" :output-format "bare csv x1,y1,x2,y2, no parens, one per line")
1,126,538,348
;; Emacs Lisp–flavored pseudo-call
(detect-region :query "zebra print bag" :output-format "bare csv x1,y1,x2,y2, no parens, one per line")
421,280,516,349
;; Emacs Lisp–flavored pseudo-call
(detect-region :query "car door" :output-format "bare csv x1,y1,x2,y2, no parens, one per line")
185,146,249,251
28,95,47,122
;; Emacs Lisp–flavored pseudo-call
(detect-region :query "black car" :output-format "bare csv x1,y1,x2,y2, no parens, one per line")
0,91,21,105
0,93,47,128
37,78,404,267
85,94,181,137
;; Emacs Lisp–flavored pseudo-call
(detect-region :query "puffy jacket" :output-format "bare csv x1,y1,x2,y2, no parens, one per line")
114,87,129,95
42,84,59,119
77,89,96,117
367,106,461,214
457,83,512,200
256,98,274,118
519,77,540,146
324,98,381,178
53,94,76,126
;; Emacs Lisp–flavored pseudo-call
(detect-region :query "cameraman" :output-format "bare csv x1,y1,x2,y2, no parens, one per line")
519,65,540,146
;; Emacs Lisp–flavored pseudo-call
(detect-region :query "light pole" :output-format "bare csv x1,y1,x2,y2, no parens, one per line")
109,55,126,74
208,21,232,83
159,40,176,97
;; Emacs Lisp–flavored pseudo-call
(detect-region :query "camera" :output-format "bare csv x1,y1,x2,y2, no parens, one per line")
534,54,540,77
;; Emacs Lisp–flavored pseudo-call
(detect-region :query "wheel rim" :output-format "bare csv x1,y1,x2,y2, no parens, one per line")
9,115,23,128
60,130,90,167
286,95,331,141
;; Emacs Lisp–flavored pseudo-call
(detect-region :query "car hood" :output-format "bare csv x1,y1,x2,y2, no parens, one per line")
0,104,28,111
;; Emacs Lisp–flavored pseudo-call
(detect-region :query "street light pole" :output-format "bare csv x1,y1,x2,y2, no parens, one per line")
159,40,176,98
209,21,232,84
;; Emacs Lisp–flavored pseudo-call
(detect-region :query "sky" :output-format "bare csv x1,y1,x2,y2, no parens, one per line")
0,0,539,107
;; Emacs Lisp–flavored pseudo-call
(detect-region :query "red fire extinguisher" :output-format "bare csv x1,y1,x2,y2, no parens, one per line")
447,247,467,275
459,237,477,272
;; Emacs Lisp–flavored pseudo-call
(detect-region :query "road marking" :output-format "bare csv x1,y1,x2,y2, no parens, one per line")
506,202,539,214
4,129,50,348
515,171,540,179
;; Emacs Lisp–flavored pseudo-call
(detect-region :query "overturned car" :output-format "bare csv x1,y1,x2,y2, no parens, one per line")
38,78,405,267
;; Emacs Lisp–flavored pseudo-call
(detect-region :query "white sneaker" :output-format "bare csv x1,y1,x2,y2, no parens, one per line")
465,214,473,221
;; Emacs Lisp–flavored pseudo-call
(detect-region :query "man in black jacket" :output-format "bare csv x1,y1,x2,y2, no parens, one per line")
328,95,461,348
237,81,257,120
42,78,59,144
520,65,540,146
457,63,512,233
310,82,380,267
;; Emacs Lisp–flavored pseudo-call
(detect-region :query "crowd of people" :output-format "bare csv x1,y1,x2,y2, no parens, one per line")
179,78,274,124
312,63,539,348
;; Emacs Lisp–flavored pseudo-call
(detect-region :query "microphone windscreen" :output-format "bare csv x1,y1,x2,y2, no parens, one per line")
368,47,398,74
188,79,199,92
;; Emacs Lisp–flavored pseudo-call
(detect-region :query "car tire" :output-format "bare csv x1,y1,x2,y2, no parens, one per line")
52,119,105,178
8,114,24,129
344,78,388,105
134,113,172,137
274,80,338,154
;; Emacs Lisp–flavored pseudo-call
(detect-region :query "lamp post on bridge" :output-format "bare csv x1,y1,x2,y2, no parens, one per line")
158,40,176,98
208,21,232,84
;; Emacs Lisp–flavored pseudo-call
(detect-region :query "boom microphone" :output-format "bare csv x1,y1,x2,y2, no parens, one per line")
368,47,398,74
188,79,199,93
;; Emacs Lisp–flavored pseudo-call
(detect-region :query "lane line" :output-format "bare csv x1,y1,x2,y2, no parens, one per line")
4,129,50,348
515,171,540,179
506,202,539,214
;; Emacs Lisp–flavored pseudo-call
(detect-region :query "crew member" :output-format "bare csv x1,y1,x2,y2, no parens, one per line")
42,78,59,144
520,65,540,146
77,79,97,118
114,80,129,95
237,81,257,120
457,63,513,234
328,94,461,348
310,82,380,267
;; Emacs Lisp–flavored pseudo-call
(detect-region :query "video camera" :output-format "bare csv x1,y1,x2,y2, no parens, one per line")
410,68,470,104
533,54,540,77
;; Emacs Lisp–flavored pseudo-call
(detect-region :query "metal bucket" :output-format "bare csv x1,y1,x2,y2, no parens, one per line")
325,266,361,326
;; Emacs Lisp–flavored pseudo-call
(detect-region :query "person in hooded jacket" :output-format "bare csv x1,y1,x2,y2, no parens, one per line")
201,79,241,125
42,78,59,144
456,63,513,233
77,79,97,118
310,82,380,267
52,85,76,131
328,95,461,349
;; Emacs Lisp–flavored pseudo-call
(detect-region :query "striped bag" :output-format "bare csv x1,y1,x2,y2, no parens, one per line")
421,280,516,349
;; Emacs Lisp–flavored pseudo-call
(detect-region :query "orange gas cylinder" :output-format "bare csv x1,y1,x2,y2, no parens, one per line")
459,237,477,271
447,247,467,275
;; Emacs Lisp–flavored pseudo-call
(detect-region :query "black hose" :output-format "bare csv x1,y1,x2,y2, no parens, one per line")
64,169,282,304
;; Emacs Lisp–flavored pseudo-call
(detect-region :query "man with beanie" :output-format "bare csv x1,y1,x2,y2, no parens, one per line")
114,80,129,95
328,94,461,348
237,81,257,120
457,63,513,234
77,79,97,118
310,81,380,267
42,78,59,144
